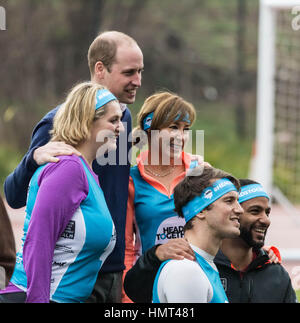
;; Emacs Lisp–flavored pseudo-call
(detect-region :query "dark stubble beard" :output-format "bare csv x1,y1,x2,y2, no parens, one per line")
239,224,266,250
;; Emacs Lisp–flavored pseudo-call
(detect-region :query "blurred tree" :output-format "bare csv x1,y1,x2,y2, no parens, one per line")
235,0,247,138
0,0,105,150
0,0,259,152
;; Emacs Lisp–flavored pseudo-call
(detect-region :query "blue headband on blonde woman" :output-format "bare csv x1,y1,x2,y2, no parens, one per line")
238,184,270,204
182,178,238,223
95,89,117,111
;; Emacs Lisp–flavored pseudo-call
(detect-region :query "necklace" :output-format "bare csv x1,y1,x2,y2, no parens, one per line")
145,165,175,177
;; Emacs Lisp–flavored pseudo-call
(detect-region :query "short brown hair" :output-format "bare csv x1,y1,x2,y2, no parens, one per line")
174,167,240,231
88,31,138,76
132,91,196,148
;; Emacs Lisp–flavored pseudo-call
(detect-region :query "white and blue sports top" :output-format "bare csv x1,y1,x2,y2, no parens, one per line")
152,244,229,303
10,155,116,303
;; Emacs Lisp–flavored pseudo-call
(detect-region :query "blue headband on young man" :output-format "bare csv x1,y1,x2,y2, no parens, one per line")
95,89,117,111
238,184,270,204
182,178,238,223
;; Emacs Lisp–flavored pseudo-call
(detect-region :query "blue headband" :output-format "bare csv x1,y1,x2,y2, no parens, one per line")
143,112,154,131
174,112,191,124
238,184,270,204
95,89,117,111
142,111,191,131
182,178,238,223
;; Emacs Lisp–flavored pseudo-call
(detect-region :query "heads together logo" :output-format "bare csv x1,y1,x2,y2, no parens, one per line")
292,6,300,31
0,6,6,31
155,216,185,245
95,124,205,169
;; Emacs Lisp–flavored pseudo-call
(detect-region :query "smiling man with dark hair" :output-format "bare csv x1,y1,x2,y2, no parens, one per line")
124,177,297,303
151,167,243,303
216,179,297,303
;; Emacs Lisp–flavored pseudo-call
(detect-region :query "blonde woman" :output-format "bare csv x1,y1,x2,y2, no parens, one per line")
0,82,123,303
123,91,199,302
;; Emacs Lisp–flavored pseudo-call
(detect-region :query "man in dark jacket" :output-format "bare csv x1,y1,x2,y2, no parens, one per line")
124,179,297,303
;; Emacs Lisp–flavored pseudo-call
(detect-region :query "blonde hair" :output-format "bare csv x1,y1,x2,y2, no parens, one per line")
136,91,196,131
51,82,114,146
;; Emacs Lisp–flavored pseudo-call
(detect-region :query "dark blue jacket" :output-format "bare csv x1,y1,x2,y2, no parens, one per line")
4,105,132,274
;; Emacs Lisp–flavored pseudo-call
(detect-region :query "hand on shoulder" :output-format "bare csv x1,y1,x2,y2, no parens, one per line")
155,238,195,262
33,141,81,165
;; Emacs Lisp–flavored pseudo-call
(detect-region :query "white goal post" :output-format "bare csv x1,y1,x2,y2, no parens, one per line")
252,0,300,222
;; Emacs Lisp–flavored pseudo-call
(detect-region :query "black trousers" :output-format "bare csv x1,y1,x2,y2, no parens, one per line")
85,271,123,303
0,292,26,303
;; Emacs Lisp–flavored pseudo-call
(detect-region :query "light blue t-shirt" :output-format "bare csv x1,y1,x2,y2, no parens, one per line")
10,156,116,303
152,245,228,303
